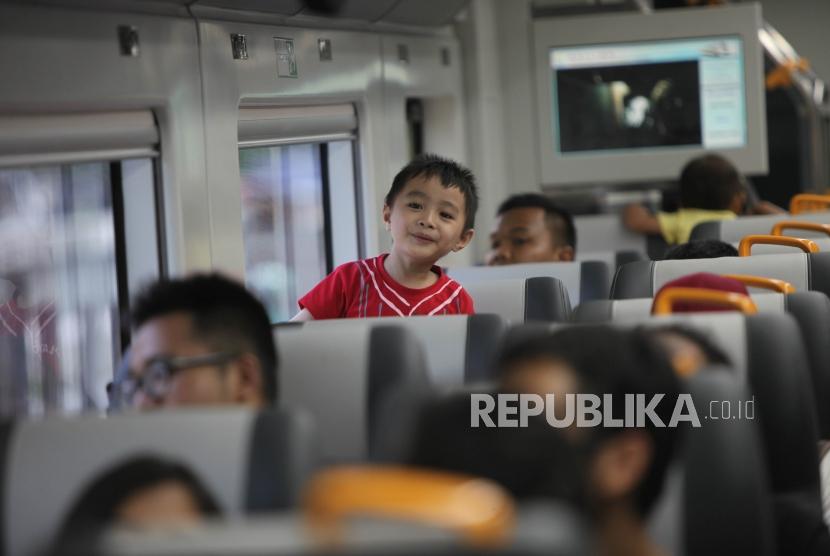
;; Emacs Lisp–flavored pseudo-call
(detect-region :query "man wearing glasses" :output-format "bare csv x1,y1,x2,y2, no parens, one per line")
115,274,277,409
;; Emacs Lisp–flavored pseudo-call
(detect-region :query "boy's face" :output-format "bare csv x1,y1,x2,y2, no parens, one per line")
501,356,581,437
500,356,654,513
382,174,474,265
486,207,573,266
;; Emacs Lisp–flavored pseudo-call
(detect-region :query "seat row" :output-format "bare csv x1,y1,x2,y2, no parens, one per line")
7,207,830,555
2,316,776,556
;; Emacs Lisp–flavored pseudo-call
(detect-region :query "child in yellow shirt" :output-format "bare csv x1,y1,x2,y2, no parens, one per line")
624,154,758,244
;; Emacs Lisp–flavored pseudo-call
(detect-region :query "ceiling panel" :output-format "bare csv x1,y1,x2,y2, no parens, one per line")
194,0,305,15
379,0,469,26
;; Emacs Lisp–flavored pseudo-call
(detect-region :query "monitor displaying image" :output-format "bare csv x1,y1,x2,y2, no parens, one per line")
550,36,746,154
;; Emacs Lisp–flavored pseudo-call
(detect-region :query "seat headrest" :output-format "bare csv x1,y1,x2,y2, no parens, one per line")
449,261,609,306
612,253,816,299
575,249,645,271
295,314,506,386
1,408,311,556
691,211,830,243
274,324,430,463
574,292,788,324
462,277,572,323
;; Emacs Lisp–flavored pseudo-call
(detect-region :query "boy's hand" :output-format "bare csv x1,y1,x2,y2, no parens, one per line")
750,201,787,215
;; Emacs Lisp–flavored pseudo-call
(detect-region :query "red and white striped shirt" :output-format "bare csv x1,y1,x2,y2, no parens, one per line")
298,254,475,319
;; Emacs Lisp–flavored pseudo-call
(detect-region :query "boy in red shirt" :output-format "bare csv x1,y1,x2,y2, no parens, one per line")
292,154,478,320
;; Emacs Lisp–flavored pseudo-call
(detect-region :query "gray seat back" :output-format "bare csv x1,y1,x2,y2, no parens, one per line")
679,371,775,555
646,371,775,555
574,213,648,255
576,249,645,272
274,324,430,463
99,503,589,556
462,278,572,323
574,292,788,323
0,408,313,556
298,315,506,386
449,261,608,307
575,291,830,438
690,211,830,243
611,252,830,299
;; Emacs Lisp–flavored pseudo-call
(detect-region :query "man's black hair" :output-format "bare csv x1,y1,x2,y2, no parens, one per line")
385,154,479,231
130,274,277,404
663,239,738,260
497,193,577,251
497,325,681,516
54,455,220,554
679,154,744,211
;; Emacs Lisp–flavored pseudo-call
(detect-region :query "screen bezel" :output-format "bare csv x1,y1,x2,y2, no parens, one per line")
533,3,767,187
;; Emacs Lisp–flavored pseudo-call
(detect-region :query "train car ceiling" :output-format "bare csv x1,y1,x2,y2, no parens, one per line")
6,0,471,27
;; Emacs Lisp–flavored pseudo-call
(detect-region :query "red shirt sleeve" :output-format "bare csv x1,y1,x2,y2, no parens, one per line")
298,264,349,319
458,286,476,315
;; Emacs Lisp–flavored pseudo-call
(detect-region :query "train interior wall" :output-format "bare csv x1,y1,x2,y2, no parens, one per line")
0,1,472,279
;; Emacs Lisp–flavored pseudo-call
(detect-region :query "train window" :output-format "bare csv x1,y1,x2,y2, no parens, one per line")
240,144,327,322
0,111,161,416
0,159,159,416
238,105,360,323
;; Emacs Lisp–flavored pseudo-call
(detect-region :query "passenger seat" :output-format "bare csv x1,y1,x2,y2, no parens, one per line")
0,408,313,556
450,260,610,307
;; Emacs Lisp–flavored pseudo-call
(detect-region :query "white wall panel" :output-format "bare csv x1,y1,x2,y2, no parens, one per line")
0,4,210,275
197,20,387,277
456,0,512,264
379,33,470,267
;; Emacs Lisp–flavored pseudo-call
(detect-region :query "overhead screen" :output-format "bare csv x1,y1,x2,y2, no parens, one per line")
533,4,766,186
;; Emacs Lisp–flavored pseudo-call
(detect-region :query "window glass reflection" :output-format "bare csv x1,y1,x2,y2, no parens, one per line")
240,144,328,322
0,164,119,416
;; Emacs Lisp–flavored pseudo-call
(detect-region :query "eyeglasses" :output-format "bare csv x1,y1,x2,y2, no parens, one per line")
116,351,240,405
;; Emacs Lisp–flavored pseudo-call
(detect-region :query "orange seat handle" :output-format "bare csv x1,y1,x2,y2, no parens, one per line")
766,58,810,90
652,287,758,315
721,274,796,294
303,466,515,547
770,220,830,238
738,234,819,256
790,194,830,215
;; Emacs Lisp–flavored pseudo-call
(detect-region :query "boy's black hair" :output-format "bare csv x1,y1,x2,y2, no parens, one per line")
497,326,681,517
54,455,220,553
647,324,733,368
131,274,278,404
385,154,479,231
497,193,577,251
409,392,584,505
679,154,744,211
663,239,739,260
